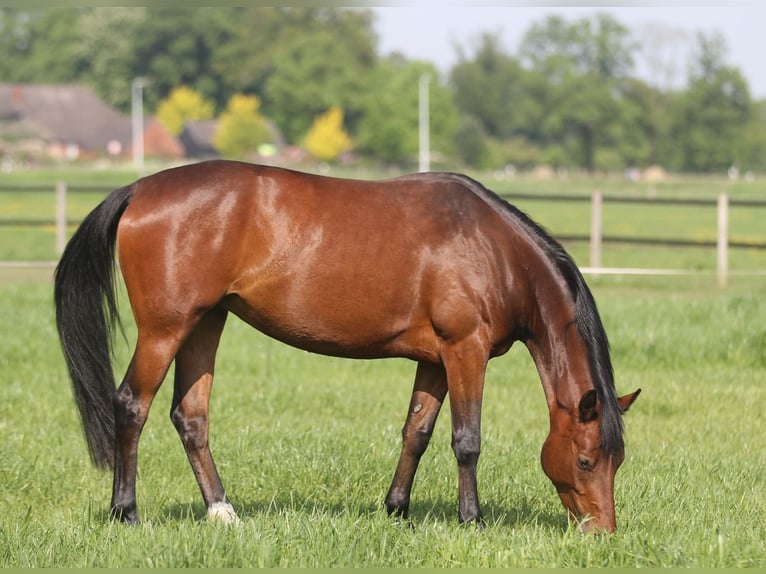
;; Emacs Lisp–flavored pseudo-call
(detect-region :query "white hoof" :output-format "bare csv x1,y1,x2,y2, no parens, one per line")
208,502,240,525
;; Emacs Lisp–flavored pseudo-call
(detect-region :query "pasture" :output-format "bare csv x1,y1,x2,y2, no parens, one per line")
1,164,765,567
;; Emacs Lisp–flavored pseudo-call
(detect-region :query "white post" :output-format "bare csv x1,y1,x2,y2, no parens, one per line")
131,77,145,172
418,74,430,173
717,192,729,288
590,190,603,271
55,181,67,256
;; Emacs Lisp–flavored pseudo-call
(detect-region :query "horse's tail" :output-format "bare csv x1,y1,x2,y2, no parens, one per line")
54,184,134,469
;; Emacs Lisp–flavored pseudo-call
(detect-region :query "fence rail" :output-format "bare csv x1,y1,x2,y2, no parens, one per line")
2,183,765,286
499,190,766,287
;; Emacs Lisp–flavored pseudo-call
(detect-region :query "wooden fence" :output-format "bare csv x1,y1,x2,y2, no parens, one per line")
499,191,766,287
2,183,766,287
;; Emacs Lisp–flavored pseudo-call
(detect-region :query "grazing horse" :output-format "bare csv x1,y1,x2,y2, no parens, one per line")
54,160,640,532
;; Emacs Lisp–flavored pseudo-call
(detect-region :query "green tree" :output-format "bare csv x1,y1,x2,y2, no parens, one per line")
674,32,752,172
519,13,636,81
541,73,620,170
518,13,641,171
611,78,660,168
213,94,272,159
75,8,145,112
211,8,285,95
741,100,766,171
451,33,543,141
355,57,417,164
260,8,377,143
356,57,458,166
453,115,490,168
156,86,215,135
130,7,240,111
303,107,352,162
0,8,83,83
215,8,374,99
450,34,550,167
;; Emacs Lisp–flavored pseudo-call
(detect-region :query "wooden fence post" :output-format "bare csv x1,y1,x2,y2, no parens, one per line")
590,190,603,271
55,181,67,257
717,192,729,288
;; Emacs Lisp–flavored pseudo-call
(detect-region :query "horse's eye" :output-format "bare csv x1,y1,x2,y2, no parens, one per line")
577,455,594,471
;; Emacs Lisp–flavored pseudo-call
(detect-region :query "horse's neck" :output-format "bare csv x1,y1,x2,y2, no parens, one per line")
522,276,592,411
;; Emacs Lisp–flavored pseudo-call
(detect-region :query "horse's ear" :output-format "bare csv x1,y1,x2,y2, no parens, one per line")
578,389,599,422
618,388,641,413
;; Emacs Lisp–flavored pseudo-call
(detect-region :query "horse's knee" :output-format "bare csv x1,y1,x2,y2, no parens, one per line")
451,426,481,466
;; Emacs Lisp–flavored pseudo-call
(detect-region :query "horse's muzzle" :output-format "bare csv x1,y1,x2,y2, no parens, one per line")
557,490,617,534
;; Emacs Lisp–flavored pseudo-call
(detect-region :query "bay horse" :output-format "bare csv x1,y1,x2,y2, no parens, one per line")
54,160,640,532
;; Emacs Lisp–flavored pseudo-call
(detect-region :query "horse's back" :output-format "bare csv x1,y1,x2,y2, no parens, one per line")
118,160,506,280
116,161,517,360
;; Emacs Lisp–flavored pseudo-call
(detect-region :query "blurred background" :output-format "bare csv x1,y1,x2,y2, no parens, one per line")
1,5,764,175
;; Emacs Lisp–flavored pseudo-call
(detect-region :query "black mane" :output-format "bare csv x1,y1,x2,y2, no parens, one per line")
450,173,625,456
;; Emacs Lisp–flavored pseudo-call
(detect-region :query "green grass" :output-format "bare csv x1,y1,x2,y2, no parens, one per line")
0,272,765,567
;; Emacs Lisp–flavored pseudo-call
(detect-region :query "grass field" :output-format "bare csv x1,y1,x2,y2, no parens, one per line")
1,163,765,566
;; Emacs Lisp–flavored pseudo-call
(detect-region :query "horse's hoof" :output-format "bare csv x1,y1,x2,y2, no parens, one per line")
459,515,485,531
110,504,140,525
208,501,240,525
385,503,409,519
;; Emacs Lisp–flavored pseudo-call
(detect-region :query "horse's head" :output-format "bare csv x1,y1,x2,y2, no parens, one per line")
540,388,640,533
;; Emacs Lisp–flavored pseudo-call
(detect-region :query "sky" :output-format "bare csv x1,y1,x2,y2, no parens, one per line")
372,4,766,98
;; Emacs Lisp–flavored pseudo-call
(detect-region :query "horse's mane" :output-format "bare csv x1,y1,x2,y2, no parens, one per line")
444,173,625,456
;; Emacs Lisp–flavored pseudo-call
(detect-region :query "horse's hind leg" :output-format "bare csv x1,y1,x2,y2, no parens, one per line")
169,306,238,524
111,334,180,524
385,361,447,518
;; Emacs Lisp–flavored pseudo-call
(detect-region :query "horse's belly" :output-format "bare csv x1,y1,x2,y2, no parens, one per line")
221,287,439,361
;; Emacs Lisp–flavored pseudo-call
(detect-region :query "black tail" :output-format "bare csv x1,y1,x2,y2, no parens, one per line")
54,184,134,469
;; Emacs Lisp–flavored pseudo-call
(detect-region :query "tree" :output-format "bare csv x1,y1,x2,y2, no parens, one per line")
519,13,636,81
450,33,549,167
156,86,215,135
739,100,766,172
0,8,83,83
209,7,288,102
130,7,240,111
356,57,458,165
540,73,622,171
451,33,536,140
260,8,378,143
213,94,272,159
518,13,641,171
303,107,352,162
611,79,662,168
673,32,752,172
75,8,145,112
453,115,490,168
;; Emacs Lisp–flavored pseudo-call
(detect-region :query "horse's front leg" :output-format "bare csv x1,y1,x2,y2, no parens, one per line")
442,337,488,526
385,361,447,518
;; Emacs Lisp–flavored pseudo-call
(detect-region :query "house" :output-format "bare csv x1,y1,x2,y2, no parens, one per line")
179,119,219,159
144,117,184,160
0,83,182,161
